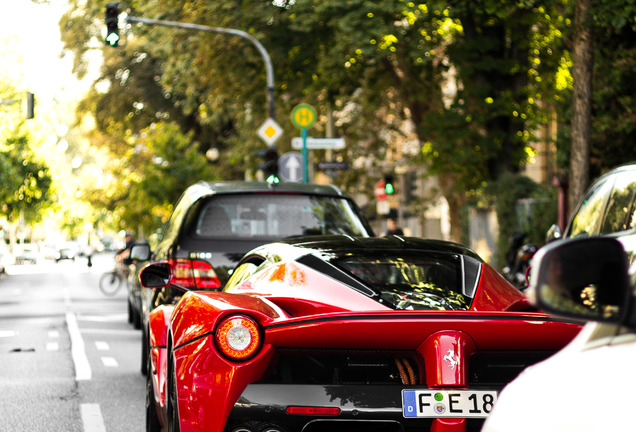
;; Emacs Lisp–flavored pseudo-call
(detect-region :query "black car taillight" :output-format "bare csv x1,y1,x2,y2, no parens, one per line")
169,258,221,289
192,260,222,288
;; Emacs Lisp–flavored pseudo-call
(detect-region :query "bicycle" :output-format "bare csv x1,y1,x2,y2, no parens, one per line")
99,264,130,296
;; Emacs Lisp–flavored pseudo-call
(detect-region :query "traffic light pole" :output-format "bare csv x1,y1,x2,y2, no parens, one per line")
125,16,275,120
1,91,35,119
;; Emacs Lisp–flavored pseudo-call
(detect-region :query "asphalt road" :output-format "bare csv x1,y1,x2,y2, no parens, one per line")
0,252,145,432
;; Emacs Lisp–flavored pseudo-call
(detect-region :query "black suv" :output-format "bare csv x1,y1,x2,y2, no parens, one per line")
131,180,374,373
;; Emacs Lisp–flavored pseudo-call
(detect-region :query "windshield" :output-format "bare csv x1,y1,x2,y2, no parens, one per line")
192,194,371,240
334,253,471,311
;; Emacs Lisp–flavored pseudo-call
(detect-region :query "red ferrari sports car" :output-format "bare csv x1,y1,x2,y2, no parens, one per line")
140,236,582,432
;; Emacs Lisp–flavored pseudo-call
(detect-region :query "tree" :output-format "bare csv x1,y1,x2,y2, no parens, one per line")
553,0,636,215
588,0,636,173
58,0,636,242
59,16,227,234
0,135,53,225
569,0,593,215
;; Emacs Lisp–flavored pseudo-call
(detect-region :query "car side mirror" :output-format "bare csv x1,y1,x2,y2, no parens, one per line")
529,237,631,324
128,243,151,261
545,224,562,243
139,262,171,289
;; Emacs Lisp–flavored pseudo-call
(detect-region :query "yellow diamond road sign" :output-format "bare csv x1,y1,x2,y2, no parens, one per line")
257,118,283,145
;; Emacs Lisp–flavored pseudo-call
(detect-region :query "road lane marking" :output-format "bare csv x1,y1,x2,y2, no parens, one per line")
95,341,110,351
78,314,128,322
80,403,106,432
0,330,16,338
81,328,139,335
47,329,60,350
66,312,92,381
46,342,59,351
101,357,118,367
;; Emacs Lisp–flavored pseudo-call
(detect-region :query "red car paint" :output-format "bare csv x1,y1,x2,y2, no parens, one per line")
144,237,582,432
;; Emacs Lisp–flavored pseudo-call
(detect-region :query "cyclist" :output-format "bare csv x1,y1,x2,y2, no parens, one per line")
115,232,135,263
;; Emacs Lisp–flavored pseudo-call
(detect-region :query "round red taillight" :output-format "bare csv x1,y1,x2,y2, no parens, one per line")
215,315,261,360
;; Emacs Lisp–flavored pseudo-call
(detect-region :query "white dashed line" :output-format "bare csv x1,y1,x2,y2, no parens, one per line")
95,341,110,351
101,356,119,367
81,328,138,335
79,314,128,322
0,330,16,338
46,342,59,351
80,403,106,432
47,330,60,351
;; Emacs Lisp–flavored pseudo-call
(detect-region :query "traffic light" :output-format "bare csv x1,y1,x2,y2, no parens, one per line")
257,146,279,182
384,174,395,195
404,171,418,202
26,91,34,119
105,3,120,47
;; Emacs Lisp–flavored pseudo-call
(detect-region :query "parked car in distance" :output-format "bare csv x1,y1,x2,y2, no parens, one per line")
141,235,582,432
122,240,151,328
483,236,634,431
130,180,375,373
55,242,80,262
0,242,12,272
547,162,636,263
14,244,38,264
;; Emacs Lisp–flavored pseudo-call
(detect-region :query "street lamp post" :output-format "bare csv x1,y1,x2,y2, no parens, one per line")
125,16,276,120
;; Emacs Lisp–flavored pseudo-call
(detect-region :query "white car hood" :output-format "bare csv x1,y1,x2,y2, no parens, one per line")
482,321,636,432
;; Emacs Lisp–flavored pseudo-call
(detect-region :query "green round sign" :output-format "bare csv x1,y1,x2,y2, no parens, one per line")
291,103,317,130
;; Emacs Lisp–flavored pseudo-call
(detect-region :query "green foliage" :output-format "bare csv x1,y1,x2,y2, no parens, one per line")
0,135,53,224
589,28,636,176
83,121,216,236
594,0,636,32
56,0,636,242
551,0,636,178
488,172,557,269
134,122,217,203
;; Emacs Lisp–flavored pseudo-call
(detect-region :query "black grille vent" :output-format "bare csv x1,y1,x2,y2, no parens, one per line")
259,349,556,389
260,349,420,385
469,350,556,388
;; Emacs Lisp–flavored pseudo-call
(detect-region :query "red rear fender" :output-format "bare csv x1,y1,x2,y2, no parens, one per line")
148,305,174,348
173,337,276,432
170,291,284,349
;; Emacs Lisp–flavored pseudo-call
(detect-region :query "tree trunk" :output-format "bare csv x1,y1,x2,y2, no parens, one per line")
438,172,465,243
569,0,594,215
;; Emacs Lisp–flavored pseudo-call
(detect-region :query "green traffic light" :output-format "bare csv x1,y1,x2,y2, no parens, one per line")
266,174,280,184
106,33,120,46
384,174,395,194
105,3,120,47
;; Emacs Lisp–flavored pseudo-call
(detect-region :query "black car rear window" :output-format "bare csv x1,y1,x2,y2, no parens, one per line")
334,254,471,311
191,194,370,240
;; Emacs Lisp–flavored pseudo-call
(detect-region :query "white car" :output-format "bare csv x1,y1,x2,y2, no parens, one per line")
482,237,635,431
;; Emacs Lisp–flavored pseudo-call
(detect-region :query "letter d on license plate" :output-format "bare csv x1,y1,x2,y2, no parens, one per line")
402,389,497,418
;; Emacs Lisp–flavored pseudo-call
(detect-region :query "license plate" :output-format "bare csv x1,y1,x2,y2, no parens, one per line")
402,389,497,418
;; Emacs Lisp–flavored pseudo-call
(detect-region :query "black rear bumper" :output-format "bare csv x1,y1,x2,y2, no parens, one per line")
226,384,485,432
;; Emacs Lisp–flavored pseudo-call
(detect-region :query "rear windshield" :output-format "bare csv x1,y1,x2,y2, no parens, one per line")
192,194,370,240
334,253,471,311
